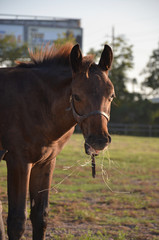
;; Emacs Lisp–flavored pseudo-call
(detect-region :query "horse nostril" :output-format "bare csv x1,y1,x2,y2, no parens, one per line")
108,135,111,143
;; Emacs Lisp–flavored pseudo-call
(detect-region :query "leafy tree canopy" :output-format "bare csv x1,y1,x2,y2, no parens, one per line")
87,35,134,101
0,35,29,67
53,31,76,46
142,47,159,96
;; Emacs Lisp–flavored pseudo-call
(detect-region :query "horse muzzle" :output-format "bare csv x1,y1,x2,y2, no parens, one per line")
84,134,111,156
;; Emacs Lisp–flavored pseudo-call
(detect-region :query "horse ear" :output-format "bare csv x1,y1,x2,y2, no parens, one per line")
98,45,113,72
70,44,82,73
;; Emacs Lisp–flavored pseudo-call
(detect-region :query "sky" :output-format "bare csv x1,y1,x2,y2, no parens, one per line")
0,0,159,91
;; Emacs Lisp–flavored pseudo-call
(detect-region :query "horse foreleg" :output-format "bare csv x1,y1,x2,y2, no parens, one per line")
0,201,5,240
7,159,31,240
29,158,56,240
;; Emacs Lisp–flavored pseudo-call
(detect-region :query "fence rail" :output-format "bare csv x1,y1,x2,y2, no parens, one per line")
75,123,159,137
108,123,159,137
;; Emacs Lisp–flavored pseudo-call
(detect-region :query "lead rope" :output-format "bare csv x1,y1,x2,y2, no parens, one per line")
91,155,96,178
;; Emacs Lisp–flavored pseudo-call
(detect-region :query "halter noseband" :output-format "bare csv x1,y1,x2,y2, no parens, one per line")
70,96,110,124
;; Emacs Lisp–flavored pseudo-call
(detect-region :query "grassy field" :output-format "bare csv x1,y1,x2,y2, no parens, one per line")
0,134,159,239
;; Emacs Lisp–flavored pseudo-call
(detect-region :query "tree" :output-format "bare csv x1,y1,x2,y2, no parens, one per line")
142,46,159,96
0,35,29,67
87,35,134,100
53,31,76,46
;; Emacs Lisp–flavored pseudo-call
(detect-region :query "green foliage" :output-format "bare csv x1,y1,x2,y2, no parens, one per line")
87,35,134,100
142,47,159,96
111,98,159,124
109,36,133,99
0,35,29,67
54,31,76,46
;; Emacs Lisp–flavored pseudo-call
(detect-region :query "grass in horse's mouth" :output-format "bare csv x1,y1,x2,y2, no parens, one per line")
39,146,129,195
100,150,130,194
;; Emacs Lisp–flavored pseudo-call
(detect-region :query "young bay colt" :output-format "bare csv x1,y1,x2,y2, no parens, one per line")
0,43,114,239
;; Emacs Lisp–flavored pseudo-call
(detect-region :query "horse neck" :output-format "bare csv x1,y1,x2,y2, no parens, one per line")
34,65,76,139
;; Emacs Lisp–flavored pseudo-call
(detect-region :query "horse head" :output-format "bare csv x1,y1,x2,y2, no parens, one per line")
70,44,115,156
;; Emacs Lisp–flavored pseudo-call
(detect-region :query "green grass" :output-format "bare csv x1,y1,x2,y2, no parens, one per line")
0,134,159,239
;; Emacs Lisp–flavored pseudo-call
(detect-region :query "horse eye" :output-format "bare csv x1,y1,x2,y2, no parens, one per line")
73,94,81,102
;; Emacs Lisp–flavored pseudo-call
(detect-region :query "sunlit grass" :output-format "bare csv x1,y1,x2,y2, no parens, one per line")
0,134,159,239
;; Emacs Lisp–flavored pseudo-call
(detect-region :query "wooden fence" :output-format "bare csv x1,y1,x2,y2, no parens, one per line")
108,123,159,137
75,123,159,137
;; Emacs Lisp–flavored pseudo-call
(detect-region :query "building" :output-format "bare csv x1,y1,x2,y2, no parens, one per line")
0,14,83,49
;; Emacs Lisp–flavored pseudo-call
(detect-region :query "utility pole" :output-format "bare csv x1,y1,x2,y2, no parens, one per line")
105,26,115,50
112,26,115,51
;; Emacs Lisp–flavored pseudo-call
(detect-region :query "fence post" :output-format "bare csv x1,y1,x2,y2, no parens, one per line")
149,125,152,137
124,124,128,135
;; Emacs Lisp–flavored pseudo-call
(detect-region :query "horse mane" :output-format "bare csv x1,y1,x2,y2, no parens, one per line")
17,42,74,68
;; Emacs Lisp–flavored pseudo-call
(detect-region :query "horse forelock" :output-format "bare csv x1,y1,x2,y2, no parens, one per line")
80,56,95,78
17,42,74,68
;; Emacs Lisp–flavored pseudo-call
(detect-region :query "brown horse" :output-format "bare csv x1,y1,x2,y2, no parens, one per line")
0,43,114,240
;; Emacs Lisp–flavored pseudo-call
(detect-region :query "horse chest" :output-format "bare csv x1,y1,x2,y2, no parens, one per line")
51,127,75,157
37,127,75,163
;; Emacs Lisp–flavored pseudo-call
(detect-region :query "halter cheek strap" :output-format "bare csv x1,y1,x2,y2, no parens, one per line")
70,96,110,124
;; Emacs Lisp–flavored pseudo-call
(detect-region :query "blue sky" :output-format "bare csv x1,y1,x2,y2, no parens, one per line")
0,0,159,90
